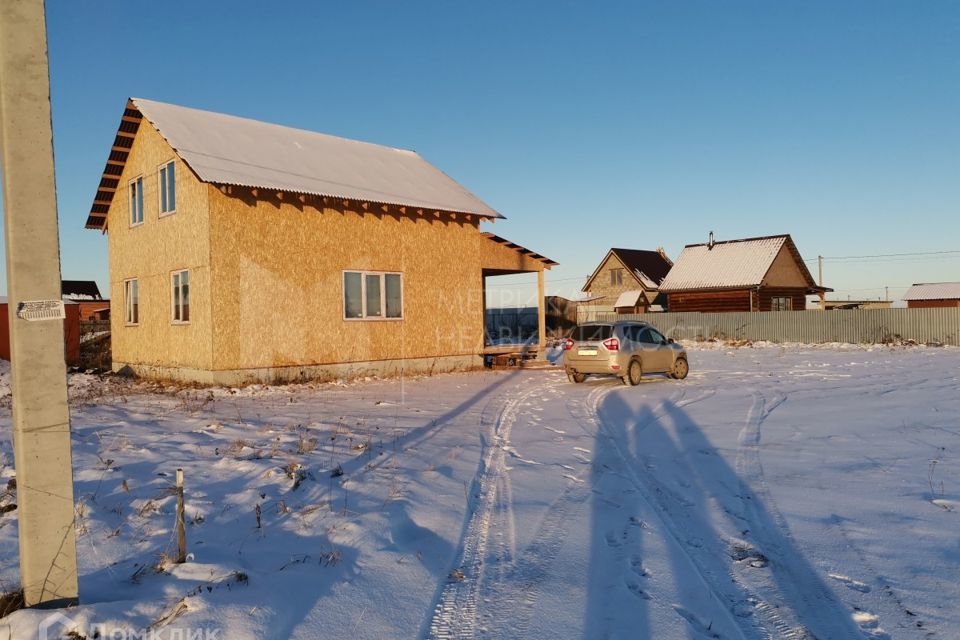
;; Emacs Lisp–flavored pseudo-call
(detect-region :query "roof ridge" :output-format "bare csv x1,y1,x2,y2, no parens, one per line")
131,97,419,156
684,233,789,248
909,281,960,286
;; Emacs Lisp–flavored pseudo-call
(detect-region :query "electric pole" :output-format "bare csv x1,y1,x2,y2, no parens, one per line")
0,0,79,608
818,255,825,310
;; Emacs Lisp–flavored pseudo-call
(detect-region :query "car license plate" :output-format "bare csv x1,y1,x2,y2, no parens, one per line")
578,349,597,356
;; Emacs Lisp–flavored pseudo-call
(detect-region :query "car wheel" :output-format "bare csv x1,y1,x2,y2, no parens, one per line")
626,359,642,386
569,372,587,383
671,357,689,380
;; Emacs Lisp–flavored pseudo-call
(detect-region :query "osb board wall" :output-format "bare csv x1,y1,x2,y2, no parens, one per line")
762,245,809,288
208,188,502,371
582,252,647,305
106,122,213,370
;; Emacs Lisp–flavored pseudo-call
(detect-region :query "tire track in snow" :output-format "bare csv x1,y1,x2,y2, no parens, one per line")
734,391,870,639
733,392,809,639
426,377,559,639
473,382,611,638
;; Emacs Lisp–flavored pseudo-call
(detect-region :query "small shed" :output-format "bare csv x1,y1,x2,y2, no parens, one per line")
903,283,960,309
659,234,830,312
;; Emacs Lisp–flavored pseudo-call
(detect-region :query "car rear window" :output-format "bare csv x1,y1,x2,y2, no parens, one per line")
573,325,613,342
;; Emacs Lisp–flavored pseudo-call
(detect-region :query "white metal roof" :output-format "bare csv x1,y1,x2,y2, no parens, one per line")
614,290,644,308
633,270,659,290
130,98,502,219
903,282,960,301
659,235,789,292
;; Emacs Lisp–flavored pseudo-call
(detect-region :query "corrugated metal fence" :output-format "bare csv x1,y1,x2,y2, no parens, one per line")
486,308,539,343
576,307,960,345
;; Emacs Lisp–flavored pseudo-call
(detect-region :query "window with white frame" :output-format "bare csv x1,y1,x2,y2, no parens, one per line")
171,270,190,323
129,176,144,225
343,271,403,320
124,278,139,325
159,160,176,215
771,296,792,311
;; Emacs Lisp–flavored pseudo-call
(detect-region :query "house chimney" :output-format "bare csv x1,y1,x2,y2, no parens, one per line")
708,231,715,249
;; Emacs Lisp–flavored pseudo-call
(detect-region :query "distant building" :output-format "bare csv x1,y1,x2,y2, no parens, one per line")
61,280,110,321
659,233,830,312
902,283,960,309
580,248,673,313
821,299,893,311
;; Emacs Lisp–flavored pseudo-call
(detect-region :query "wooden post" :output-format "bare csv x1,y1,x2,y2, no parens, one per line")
0,0,79,607
175,468,186,563
481,273,488,350
537,270,546,359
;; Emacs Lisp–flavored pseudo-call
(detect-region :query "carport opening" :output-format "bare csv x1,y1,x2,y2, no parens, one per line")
482,268,546,358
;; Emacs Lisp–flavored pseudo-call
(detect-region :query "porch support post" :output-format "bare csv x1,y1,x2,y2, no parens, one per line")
537,270,546,359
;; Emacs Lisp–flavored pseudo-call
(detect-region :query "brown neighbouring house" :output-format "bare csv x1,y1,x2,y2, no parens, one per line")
580,248,673,313
84,98,556,384
658,234,830,312
61,280,110,321
902,283,960,309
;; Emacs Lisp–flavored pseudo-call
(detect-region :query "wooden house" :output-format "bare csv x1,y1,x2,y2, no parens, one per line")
85,98,555,384
659,234,828,312
903,283,960,309
61,280,110,321
580,248,673,313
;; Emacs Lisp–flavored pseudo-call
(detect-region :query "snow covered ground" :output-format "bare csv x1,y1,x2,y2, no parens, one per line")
1,344,958,639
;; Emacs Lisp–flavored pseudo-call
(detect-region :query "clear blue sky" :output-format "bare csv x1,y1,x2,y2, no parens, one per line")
3,1,959,305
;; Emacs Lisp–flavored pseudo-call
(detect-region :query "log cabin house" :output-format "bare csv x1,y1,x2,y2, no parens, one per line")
85,98,556,384
580,248,673,314
902,283,960,309
659,234,829,312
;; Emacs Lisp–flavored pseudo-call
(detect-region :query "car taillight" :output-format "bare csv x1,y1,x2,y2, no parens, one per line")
603,337,619,351
564,338,575,351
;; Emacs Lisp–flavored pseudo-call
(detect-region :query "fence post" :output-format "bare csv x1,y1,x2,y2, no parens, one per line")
175,468,186,563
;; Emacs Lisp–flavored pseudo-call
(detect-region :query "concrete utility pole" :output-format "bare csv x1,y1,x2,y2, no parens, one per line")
0,0,80,608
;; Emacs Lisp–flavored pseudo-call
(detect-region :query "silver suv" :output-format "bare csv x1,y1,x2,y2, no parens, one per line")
563,321,689,385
